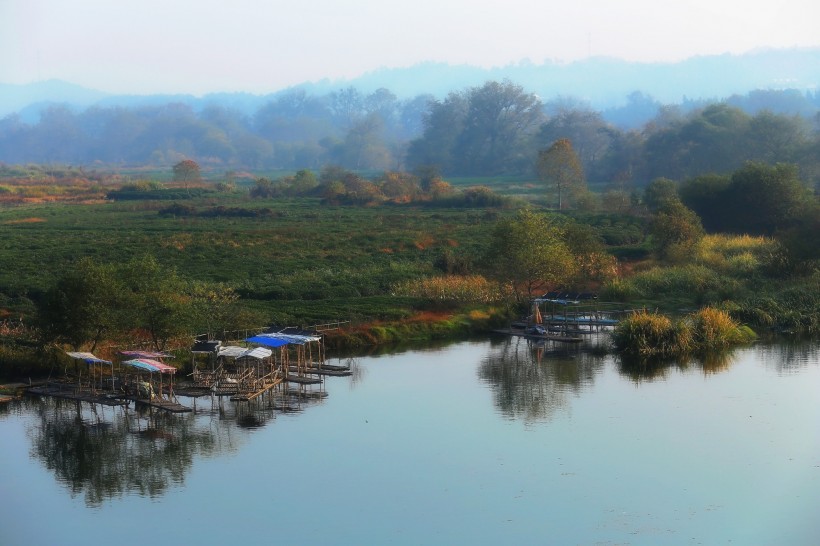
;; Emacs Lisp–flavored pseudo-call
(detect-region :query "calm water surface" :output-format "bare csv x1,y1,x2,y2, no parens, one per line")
1,336,818,545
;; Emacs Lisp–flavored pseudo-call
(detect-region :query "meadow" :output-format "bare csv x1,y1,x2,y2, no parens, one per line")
0,189,501,326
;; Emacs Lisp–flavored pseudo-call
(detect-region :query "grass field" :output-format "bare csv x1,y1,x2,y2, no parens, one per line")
0,191,504,323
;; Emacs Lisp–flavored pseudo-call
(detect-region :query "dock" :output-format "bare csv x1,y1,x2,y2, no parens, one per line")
27,383,128,407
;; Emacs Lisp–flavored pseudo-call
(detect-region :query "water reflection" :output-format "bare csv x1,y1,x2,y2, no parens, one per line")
25,384,330,506
756,337,820,373
478,336,605,423
615,348,743,381
615,339,820,382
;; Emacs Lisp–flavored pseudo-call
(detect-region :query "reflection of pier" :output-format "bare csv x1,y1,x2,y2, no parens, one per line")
494,328,583,343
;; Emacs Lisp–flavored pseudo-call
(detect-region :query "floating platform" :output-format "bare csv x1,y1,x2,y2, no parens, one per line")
27,383,128,407
285,375,323,385
494,329,583,343
287,365,352,377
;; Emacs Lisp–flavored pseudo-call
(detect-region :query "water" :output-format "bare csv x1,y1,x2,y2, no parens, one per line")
1,336,818,545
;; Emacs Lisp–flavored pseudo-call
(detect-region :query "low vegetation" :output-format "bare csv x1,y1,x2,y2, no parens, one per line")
0,159,816,378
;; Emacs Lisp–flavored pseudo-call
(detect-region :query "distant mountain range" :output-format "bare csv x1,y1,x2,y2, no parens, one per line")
1,47,818,120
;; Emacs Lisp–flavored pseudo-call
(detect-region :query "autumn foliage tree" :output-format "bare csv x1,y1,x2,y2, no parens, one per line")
173,159,201,195
537,139,585,209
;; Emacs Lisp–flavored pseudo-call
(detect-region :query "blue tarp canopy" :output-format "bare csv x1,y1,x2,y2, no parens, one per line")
66,351,112,365
245,336,289,348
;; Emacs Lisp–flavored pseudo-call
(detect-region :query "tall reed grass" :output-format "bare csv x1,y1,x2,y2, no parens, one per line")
613,306,755,357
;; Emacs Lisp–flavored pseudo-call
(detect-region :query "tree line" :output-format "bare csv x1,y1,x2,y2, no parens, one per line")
1,83,818,187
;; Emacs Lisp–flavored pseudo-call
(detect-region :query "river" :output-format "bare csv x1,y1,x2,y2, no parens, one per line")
1,335,818,545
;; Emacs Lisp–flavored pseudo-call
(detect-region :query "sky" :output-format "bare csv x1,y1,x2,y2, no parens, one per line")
2,0,819,95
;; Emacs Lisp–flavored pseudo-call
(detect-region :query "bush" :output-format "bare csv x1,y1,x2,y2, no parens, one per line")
612,310,691,357
689,307,755,349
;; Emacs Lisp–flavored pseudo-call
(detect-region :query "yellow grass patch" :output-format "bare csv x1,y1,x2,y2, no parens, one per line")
4,217,46,224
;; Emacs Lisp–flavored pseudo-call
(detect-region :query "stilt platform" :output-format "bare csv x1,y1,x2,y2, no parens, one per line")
27,383,127,406
230,378,284,401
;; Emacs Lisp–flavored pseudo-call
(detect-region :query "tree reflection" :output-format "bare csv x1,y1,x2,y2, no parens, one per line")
28,384,333,506
756,337,820,373
478,337,604,423
30,398,220,506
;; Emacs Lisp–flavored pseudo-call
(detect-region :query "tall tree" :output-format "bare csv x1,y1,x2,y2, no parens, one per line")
121,256,194,351
537,139,585,209
173,159,201,196
406,92,467,173
453,80,543,174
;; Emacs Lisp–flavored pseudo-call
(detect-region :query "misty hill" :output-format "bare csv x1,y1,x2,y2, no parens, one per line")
1,49,818,187
2,48,819,120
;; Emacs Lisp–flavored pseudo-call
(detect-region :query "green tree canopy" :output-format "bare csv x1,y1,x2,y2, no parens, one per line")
643,177,679,211
484,209,576,301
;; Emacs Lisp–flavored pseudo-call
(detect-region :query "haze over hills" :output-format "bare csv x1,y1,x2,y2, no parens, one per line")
1,48,818,120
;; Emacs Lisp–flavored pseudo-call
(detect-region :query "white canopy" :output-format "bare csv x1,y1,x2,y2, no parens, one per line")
218,346,272,360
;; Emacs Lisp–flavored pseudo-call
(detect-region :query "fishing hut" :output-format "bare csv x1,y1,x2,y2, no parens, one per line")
27,351,126,407
120,351,191,413
246,328,329,383
216,345,283,401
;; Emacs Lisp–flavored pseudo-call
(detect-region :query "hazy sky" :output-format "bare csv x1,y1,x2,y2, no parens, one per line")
2,0,818,95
